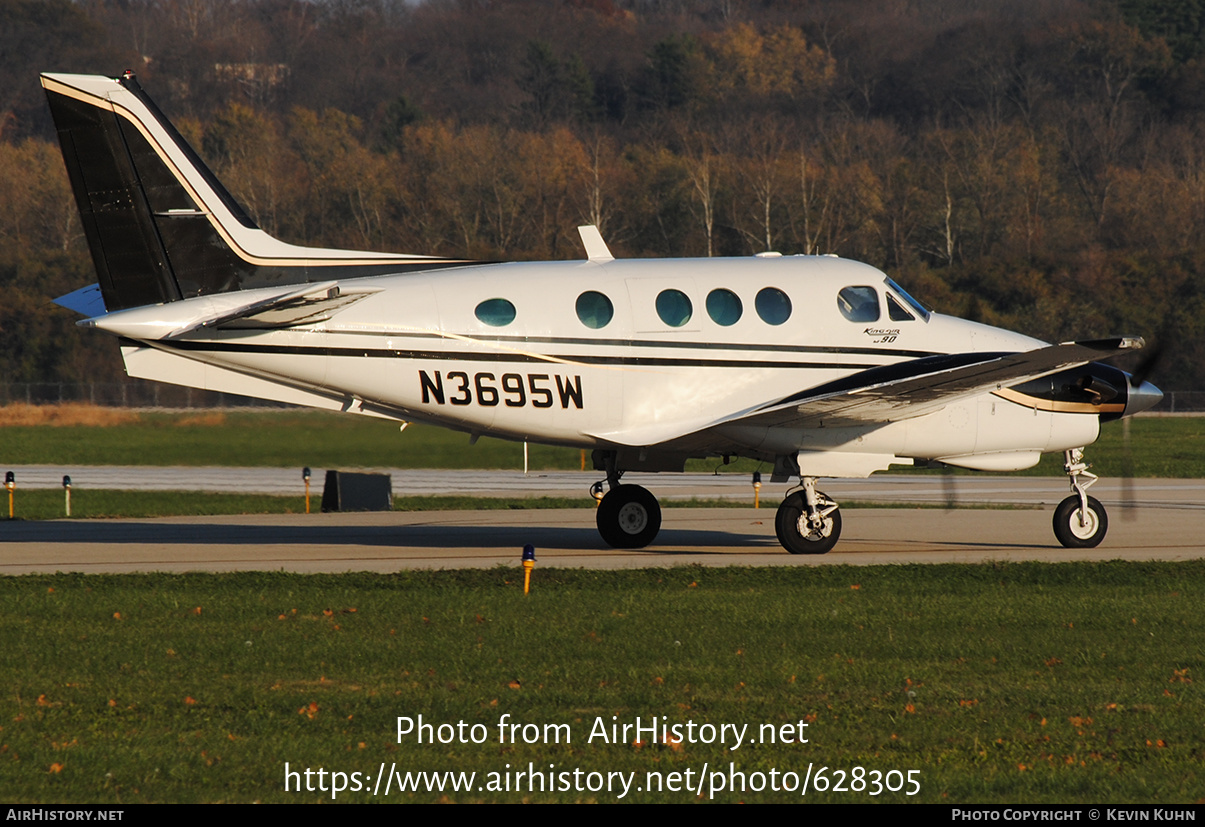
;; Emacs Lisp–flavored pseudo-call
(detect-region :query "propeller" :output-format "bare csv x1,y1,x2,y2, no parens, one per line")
942,461,958,509
1120,338,1166,519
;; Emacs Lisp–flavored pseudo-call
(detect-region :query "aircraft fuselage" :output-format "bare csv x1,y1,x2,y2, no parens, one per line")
110,254,1104,474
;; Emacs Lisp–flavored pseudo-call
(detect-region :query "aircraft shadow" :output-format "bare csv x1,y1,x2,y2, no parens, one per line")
0,520,774,551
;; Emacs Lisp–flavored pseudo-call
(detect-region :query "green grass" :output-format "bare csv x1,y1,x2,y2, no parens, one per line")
0,411,583,469
0,564,1200,803
3,410,1204,477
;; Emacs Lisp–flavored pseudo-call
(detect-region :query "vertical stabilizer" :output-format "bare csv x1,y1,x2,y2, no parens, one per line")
44,73,182,310
41,72,476,313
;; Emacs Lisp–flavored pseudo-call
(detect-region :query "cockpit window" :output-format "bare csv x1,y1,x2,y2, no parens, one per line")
886,278,931,322
887,293,914,321
837,286,880,322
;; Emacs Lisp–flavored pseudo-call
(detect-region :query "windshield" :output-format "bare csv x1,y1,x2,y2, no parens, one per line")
885,277,931,322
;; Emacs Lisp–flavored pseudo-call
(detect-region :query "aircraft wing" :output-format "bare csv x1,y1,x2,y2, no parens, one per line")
590,338,1143,448
734,337,1143,430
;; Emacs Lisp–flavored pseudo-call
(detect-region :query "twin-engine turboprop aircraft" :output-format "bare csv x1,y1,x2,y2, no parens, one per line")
42,71,1163,553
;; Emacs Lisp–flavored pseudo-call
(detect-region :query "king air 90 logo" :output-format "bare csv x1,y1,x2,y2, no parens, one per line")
419,370,584,409
864,328,901,344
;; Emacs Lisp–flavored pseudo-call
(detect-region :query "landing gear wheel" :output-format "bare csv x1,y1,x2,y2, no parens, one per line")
597,484,662,549
1053,495,1108,548
775,491,842,554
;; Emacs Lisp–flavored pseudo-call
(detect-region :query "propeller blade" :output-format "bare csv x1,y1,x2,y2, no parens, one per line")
1121,332,1165,521
1121,415,1135,520
942,463,957,509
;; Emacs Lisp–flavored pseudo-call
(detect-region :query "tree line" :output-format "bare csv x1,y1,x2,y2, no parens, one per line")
2,0,1205,391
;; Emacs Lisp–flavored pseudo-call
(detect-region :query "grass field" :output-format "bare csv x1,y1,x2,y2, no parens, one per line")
3,407,1205,478
0,564,1200,804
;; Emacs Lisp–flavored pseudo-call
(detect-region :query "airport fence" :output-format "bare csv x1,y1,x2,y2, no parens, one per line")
2,382,1205,413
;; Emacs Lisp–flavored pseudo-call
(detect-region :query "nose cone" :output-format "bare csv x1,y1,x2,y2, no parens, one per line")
1126,379,1163,416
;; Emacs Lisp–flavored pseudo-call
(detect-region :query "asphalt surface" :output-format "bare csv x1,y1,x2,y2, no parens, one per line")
2,474,1202,574
8,465,1205,507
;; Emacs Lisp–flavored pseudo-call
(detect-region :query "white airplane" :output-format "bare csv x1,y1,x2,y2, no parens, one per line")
42,71,1163,554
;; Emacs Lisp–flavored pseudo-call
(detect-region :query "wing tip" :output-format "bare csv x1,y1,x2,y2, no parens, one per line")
1060,336,1145,352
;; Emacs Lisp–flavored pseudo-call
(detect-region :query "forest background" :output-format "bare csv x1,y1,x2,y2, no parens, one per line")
3,0,1205,394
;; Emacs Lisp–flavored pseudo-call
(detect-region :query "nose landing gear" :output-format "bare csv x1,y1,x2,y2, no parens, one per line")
1053,448,1108,548
775,476,842,554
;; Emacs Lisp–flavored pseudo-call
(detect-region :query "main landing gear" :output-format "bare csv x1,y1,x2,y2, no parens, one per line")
597,484,662,548
775,476,841,554
590,458,844,554
1053,447,1108,548
593,454,662,549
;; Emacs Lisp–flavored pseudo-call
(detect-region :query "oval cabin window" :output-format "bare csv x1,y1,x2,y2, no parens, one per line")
706,289,742,326
755,287,792,325
474,298,517,327
656,289,693,327
575,291,614,329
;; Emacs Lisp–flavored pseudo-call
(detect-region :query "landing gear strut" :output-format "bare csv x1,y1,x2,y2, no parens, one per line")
775,477,842,554
593,451,662,549
1053,447,1108,548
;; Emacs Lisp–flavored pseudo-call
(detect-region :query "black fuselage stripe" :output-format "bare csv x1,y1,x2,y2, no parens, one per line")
337,329,935,359
160,341,881,370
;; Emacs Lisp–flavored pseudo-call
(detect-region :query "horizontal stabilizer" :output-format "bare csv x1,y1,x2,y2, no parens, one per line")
83,281,380,340
53,283,106,317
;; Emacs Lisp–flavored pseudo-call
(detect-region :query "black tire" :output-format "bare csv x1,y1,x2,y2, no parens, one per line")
775,491,842,554
597,484,662,549
1052,495,1108,548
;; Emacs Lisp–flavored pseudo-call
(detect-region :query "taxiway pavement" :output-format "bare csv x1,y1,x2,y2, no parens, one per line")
7,465,1205,508
2,475,1202,574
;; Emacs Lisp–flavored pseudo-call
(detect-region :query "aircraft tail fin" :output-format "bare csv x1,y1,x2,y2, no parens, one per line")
41,72,474,313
